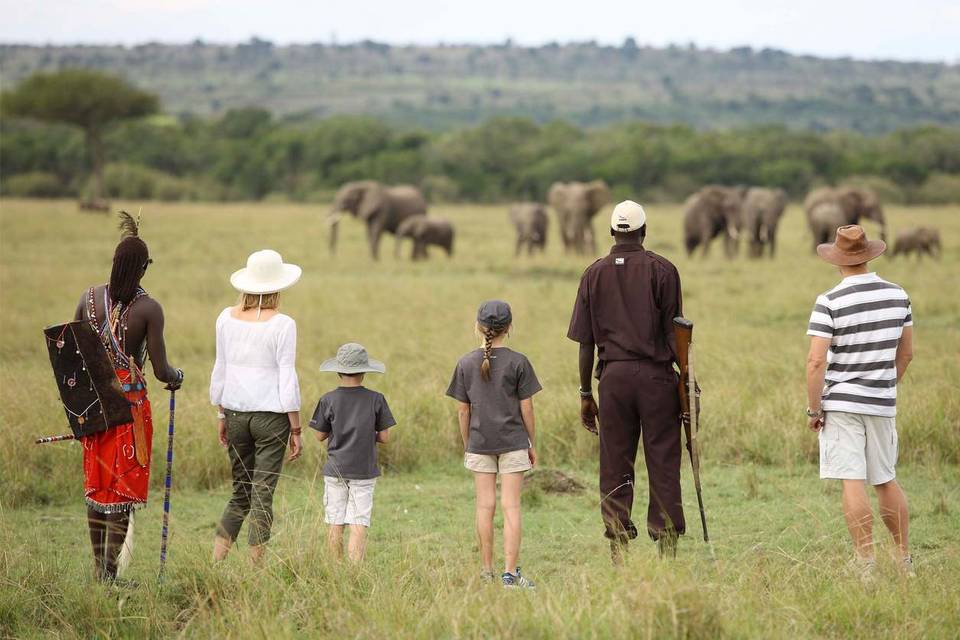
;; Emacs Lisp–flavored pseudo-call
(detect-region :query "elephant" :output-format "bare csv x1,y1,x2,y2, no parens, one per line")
394,215,455,261
327,181,427,260
682,185,746,258
891,226,941,259
508,202,549,256
804,186,886,252
742,187,788,258
547,180,611,255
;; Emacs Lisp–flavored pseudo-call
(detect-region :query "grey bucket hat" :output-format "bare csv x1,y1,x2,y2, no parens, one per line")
477,300,512,331
319,343,386,375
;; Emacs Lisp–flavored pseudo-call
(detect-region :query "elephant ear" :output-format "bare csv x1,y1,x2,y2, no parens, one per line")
587,180,611,211
357,184,386,222
547,183,566,207
837,188,864,220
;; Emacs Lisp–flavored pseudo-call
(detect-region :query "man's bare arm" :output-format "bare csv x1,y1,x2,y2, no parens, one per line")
578,343,595,392
806,337,830,430
143,300,180,383
896,327,914,383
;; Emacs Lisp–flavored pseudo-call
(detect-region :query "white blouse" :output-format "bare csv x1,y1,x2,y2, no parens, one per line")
209,308,301,413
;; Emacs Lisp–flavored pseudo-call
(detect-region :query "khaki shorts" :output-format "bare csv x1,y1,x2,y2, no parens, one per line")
819,411,898,485
464,449,532,474
323,476,377,527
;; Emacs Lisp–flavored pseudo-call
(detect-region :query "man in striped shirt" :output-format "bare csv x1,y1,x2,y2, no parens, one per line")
806,225,914,578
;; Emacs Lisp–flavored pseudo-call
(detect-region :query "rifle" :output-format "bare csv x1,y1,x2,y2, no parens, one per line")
673,317,708,542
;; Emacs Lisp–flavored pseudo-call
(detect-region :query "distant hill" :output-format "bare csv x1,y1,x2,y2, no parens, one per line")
2,39,959,132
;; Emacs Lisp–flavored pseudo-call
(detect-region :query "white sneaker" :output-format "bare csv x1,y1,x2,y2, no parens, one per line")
902,555,916,578
850,556,877,585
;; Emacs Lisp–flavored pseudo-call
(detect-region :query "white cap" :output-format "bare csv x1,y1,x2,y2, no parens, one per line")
610,200,646,232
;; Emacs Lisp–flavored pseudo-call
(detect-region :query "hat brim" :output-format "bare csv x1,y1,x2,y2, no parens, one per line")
319,357,386,375
230,264,302,294
816,240,886,266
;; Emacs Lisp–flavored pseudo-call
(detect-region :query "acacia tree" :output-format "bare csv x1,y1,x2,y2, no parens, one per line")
2,69,158,204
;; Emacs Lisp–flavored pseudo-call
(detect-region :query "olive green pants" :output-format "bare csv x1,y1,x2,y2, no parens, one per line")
217,410,290,546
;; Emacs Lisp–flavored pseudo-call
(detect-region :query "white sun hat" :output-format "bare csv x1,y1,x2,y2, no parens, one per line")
610,200,647,232
229,249,302,294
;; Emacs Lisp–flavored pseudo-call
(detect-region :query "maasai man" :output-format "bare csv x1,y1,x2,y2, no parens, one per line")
72,212,183,582
567,201,686,562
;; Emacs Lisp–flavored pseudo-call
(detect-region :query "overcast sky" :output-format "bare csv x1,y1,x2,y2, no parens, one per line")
2,0,958,63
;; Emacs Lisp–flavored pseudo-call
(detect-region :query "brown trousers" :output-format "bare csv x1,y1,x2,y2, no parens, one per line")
598,360,685,542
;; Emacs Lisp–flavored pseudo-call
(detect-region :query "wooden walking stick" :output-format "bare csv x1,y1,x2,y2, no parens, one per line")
674,317,709,542
158,389,175,582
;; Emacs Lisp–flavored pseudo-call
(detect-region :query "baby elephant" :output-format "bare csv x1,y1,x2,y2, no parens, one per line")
509,202,549,256
395,215,455,261
891,226,941,260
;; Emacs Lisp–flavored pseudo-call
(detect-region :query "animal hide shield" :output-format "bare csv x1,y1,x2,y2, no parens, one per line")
44,321,132,438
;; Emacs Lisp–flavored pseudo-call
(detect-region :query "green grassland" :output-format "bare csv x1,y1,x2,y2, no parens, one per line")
1,198,959,638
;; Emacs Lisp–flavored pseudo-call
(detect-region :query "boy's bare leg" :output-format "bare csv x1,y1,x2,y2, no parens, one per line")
874,480,910,557
249,544,265,564
347,525,368,563
327,525,344,559
474,472,497,572
842,480,874,559
500,472,524,575
212,535,232,561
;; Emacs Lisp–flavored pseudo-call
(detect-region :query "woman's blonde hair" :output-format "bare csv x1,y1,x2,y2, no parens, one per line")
476,322,509,382
240,292,280,311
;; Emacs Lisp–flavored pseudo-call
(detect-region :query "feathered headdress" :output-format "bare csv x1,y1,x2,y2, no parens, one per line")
117,209,142,239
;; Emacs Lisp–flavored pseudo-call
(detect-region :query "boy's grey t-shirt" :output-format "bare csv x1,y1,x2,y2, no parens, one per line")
445,347,542,455
309,387,396,479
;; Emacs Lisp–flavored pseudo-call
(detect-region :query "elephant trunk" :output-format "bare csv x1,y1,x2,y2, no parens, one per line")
327,210,344,255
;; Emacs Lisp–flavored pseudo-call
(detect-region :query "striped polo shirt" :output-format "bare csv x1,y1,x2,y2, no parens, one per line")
807,272,912,417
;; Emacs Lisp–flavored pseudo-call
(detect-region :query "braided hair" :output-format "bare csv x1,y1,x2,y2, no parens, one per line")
478,323,507,381
109,211,150,305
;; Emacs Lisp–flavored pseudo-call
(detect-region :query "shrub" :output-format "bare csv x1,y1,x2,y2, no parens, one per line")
420,175,460,202
1,171,71,197
839,174,906,204
913,173,960,204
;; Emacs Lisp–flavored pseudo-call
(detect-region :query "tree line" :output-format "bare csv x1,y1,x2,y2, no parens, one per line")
3,71,960,205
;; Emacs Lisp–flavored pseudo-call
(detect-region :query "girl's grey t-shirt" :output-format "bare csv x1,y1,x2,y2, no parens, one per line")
446,347,542,455
309,386,396,479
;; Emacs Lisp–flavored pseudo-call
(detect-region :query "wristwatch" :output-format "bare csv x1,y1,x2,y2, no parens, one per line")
805,407,823,418
579,387,594,398
217,411,226,420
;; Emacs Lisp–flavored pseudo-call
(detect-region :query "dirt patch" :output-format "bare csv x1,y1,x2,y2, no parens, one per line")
524,469,586,495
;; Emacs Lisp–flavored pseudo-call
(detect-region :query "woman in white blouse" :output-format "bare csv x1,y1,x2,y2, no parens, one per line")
210,249,303,563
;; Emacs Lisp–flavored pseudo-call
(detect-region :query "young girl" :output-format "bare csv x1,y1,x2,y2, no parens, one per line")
446,300,541,588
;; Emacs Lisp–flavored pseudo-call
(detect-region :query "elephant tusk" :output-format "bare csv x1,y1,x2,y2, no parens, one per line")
326,212,344,226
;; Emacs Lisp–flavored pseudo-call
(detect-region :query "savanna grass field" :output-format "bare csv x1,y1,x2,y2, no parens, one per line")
1,198,959,638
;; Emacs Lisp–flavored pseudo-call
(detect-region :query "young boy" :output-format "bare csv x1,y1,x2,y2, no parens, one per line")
310,343,396,563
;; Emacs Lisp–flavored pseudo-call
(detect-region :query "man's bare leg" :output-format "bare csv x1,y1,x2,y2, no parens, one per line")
474,472,497,572
249,544,266,564
500,472,524,575
874,480,910,558
327,525,344,559
842,480,874,559
347,525,368,563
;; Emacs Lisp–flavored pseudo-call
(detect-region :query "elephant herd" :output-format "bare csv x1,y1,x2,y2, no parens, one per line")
326,180,941,262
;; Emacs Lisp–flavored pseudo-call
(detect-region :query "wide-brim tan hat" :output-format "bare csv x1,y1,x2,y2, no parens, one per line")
320,342,386,375
817,225,886,266
230,249,302,294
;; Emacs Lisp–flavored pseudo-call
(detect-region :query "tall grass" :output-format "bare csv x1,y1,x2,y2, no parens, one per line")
1,199,958,508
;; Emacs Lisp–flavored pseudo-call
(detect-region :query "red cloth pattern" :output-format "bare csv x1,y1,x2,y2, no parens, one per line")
82,368,153,512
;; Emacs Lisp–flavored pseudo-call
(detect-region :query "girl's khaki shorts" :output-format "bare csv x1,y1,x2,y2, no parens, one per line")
464,448,532,474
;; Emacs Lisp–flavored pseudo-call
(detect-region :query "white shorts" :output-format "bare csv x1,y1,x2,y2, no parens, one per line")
819,411,898,485
464,449,532,474
323,476,377,527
